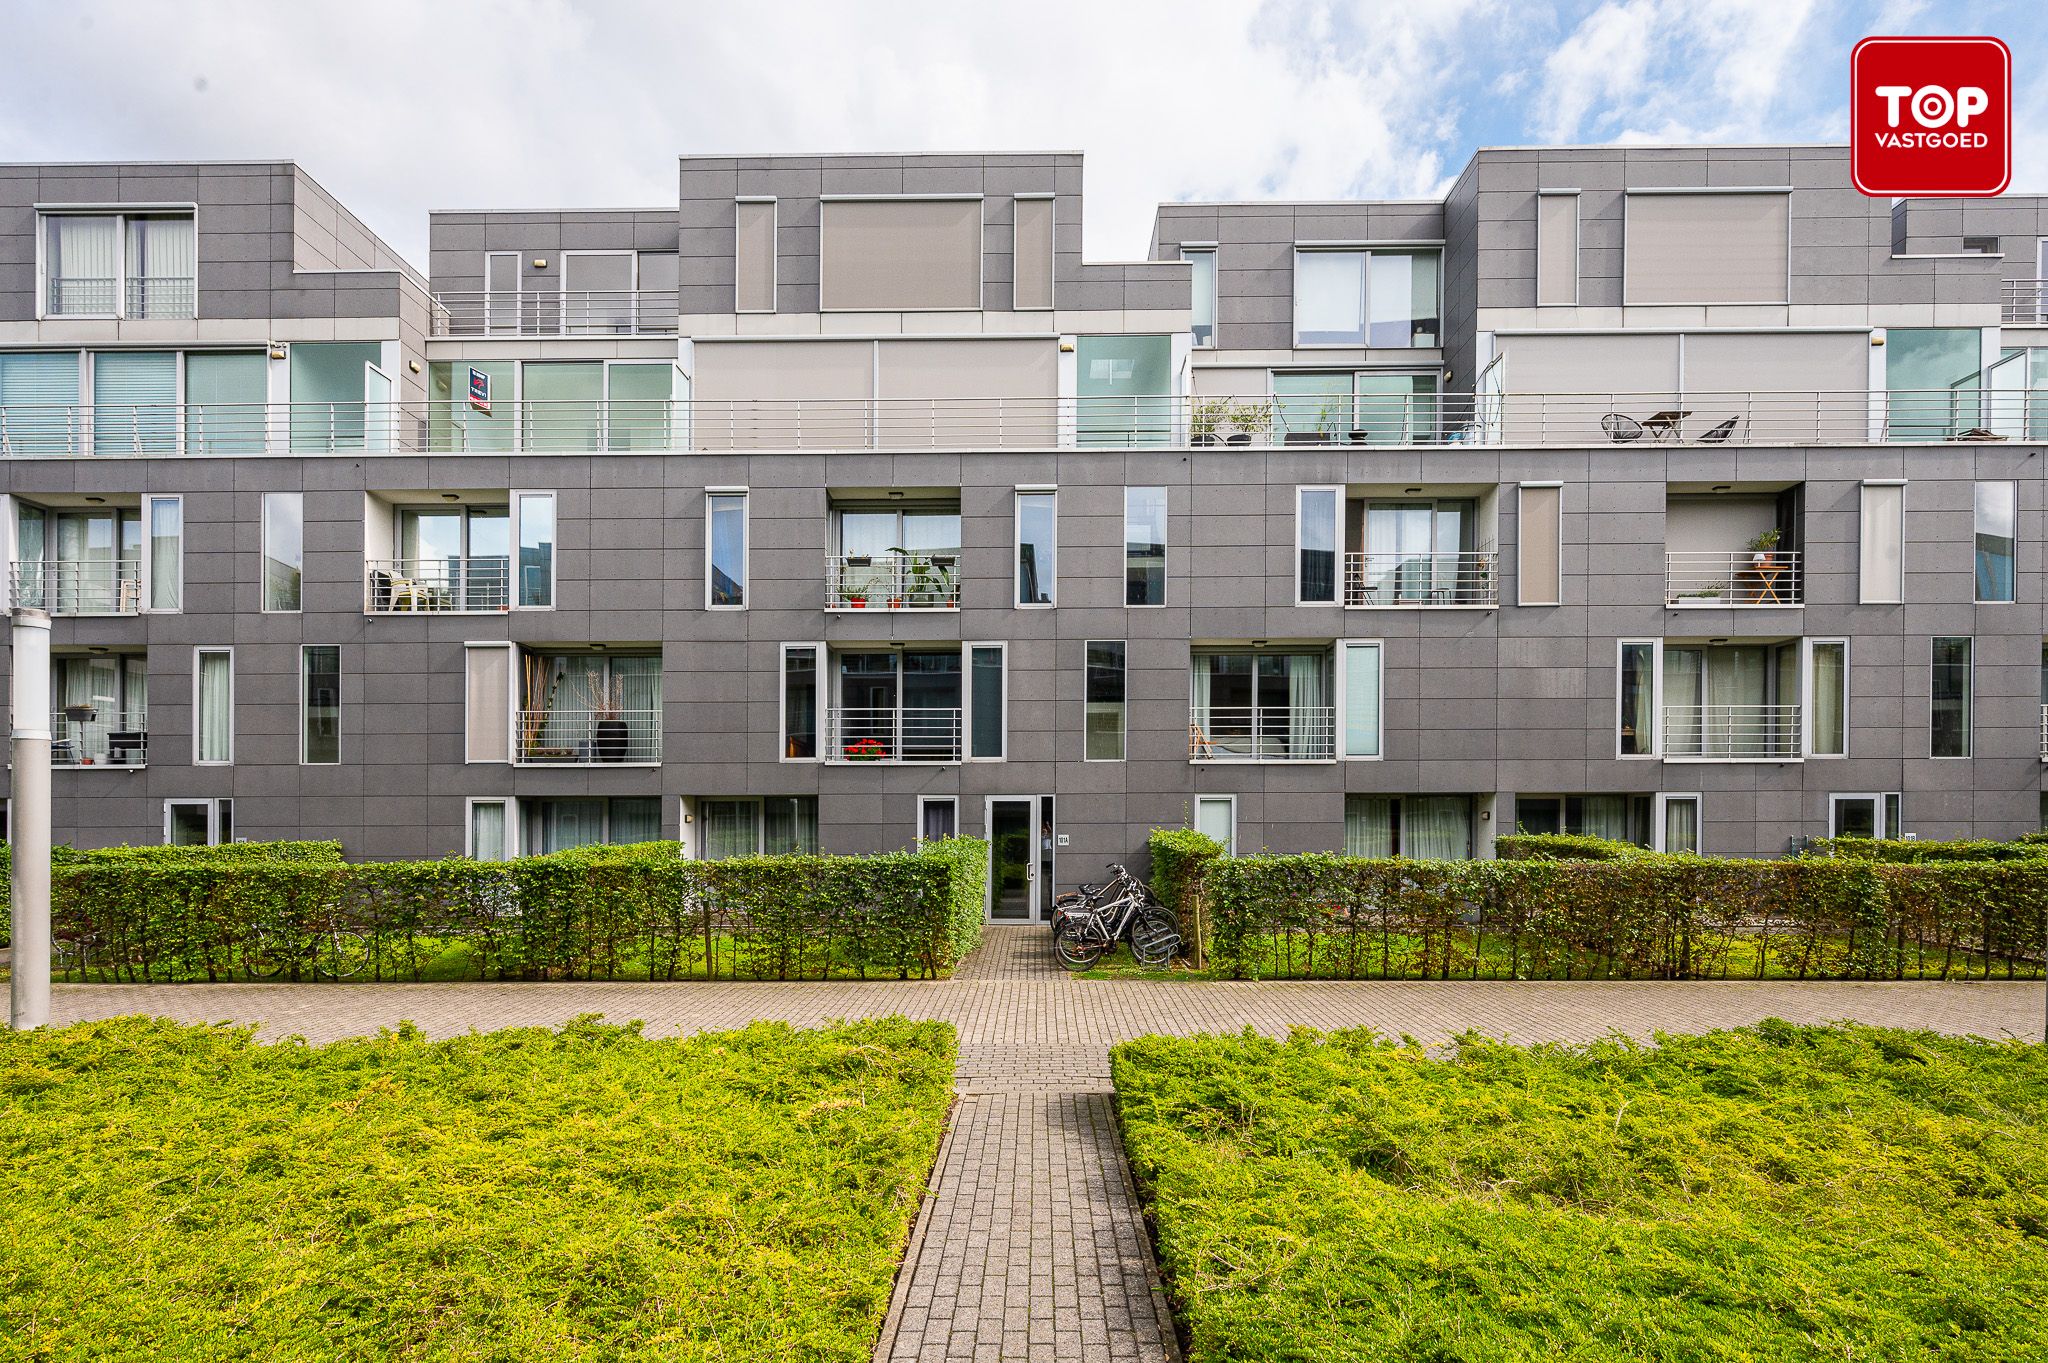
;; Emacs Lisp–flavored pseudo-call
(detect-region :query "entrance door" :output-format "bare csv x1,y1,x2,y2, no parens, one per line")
985,796,1054,922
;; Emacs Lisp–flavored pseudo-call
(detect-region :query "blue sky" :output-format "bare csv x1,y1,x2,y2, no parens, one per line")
0,0,2039,263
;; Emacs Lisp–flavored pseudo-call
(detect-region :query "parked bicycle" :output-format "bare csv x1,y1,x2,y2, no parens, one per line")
1051,863,1181,970
243,922,372,980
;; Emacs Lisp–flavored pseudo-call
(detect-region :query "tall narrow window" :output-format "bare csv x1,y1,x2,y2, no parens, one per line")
1518,483,1562,606
301,645,340,764
1619,641,1659,756
464,641,514,763
1183,248,1216,345
1807,639,1847,758
707,490,747,608
919,796,959,843
1125,486,1166,606
1194,795,1235,854
782,644,818,759
1975,481,2016,603
1931,636,1972,758
1296,486,1339,604
1086,641,1127,761
1656,794,1701,853
195,647,232,765
1337,640,1383,759
1860,481,1904,604
735,199,777,313
469,799,512,860
1013,196,1054,311
969,644,1006,760
1536,192,1579,306
1016,491,1056,606
515,491,555,608
144,494,182,611
262,492,302,612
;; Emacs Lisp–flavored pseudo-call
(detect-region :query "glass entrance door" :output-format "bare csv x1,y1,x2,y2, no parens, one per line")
987,797,1035,921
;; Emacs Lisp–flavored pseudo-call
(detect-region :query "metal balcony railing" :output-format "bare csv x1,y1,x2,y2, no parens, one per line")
1663,703,1802,760
515,709,662,765
826,707,964,763
1344,551,1497,606
1664,550,1802,606
2040,704,2047,760
2002,279,2048,323
44,275,196,319
11,559,143,614
125,276,197,319
52,709,148,767
826,553,962,610
429,289,681,336
1188,705,1337,761
365,557,513,613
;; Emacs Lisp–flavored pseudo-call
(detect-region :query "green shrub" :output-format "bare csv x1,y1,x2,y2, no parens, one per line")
1114,1024,2048,1362
2,1014,955,1361
1493,832,1647,861
0,840,343,948
45,839,988,984
1146,828,1226,969
1810,835,2048,863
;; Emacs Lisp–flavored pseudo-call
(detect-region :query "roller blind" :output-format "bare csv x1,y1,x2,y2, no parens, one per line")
1012,197,1054,310
1860,482,1904,604
691,340,874,450
875,338,1060,446
734,200,776,312
91,351,177,455
1518,484,1562,606
1625,192,1789,304
1499,333,1681,393
820,198,982,311
464,643,512,763
1536,194,1578,306
1681,331,1870,442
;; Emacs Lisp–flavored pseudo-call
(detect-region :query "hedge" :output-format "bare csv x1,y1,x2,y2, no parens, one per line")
0,841,343,948
1493,832,1648,861
42,838,987,984
1147,828,1226,969
1808,836,2048,863
1151,839,2047,981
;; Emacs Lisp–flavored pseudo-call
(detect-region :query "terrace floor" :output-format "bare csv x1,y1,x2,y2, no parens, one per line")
47,929,2046,1363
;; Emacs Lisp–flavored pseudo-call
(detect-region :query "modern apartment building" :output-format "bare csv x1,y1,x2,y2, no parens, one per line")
1,146,2043,920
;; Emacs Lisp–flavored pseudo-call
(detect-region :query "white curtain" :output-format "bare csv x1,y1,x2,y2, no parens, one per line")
1664,647,1703,756
1190,658,1213,752
615,656,661,755
470,802,508,861
764,797,819,855
1580,795,1631,842
197,651,231,762
1811,643,1846,756
608,798,661,845
701,799,756,859
1405,797,1471,860
148,498,182,610
48,216,118,312
1345,796,1394,857
127,217,196,315
1287,654,1328,757
1662,799,1699,854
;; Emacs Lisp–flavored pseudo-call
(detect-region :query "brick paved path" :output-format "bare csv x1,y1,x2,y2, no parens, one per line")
45,930,2045,1363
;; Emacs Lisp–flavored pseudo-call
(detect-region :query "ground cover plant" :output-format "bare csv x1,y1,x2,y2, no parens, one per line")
1113,1023,2048,1362
1,1014,955,1362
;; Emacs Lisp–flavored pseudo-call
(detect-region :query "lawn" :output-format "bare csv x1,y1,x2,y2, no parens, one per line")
1113,1022,2048,1362
0,1014,955,1362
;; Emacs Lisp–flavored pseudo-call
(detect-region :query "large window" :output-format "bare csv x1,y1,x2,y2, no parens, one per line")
301,646,340,765
1189,650,1334,761
1016,490,1056,606
1353,496,1479,605
0,351,83,456
42,211,196,319
288,342,383,452
1975,481,2016,603
826,649,970,763
92,351,176,455
262,492,303,612
519,652,661,765
1515,794,1649,844
1125,487,1166,606
50,652,147,767
697,797,819,859
1344,795,1472,859
1183,248,1216,346
1886,329,1983,439
1086,641,1126,761
524,797,661,855
707,491,747,608
1272,372,1439,443
194,647,232,765
165,798,233,847
185,351,267,454
1292,249,1439,348
1077,336,1172,447
831,500,961,609
1932,636,1972,758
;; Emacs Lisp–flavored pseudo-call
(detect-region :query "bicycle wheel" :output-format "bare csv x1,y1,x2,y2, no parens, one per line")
242,930,290,980
321,930,372,981
1128,907,1182,969
1052,920,1107,971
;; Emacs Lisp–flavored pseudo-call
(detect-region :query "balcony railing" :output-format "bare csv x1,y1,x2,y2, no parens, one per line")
825,707,964,763
6,389,2047,457
1344,551,1496,606
1664,551,1802,606
429,289,681,336
52,709,148,767
45,275,196,320
515,709,662,765
1663,703,1802,760
2040,704,2047,760
1188,705,1337,762
826,553,962,610
11,559,143,614
366,557,512,613
2002,279,2048,323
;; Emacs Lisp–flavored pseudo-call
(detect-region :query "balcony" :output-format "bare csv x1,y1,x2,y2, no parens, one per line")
2002,279,2048,324
825,707,964,763
52,708,147,768
1188,706,1337,762
366,558,512,614
11,560,142,615
826,554,961,610
429,290,680,337
1663,704,1802,760
46,274,197,321
1664,550,1802,606
515,709,662,765
1344,551,1496,607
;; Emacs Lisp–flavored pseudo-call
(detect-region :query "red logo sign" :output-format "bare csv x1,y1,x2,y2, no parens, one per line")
1852,36,2010,197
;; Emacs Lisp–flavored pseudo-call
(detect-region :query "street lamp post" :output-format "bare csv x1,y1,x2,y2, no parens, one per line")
10,607,51,1031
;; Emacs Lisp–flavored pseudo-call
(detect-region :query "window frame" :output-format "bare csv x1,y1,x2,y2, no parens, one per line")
140,493,183,613
1802,637,1849,759
966,640,1008,762
1290,244,1443,349
917,794,959,845
38,207,200,322
299,643,341,766
260,491,304,614
1294,484,1342,606
705,486,749,611
1084,639,1127,763
192,645,233,767
1617,638,1664,760
1829,792,1902,839
1652,792,1703,853
780,640,824,763
1014,486,1057,609
1123,485,1168,608
1181,244,1217,346
1931,635,1973,759
1973,479,2017,604
1336,638,1384,761
465,796,519,860
1193,794,1236,855
163,797,232,846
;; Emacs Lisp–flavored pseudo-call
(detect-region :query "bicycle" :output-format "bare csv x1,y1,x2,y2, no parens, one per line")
1052,864,1181,971
243,922,372,980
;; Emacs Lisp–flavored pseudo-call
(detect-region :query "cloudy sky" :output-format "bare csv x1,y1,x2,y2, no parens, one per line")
0,0,2036,265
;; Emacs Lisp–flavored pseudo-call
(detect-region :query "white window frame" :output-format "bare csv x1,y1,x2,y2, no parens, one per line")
1859,479,1906,605
1335,638,1384,761
1012,193,1055,313
1829,792,1902,839
1295,484,1343,606
462,640,516,765
1535,190,1580,307
1974,479,2018,604
298,643,341,767
1193,794,1237,855
1931,635,1973,759
260,491,303,614
966,640,1008,762
780,640,825,763
192,645,233,766
484,251,520,331
163,797,231,846
734,197,778,315
140,493,183,613
465,796,519,860
1652,792,1703,853
1617,638,1663,759
917,794,959,845
1802,637,1849,758
1290,243,1443,349
1124,485,1168,608
1181,244,1217,346
37,207,199,321
1084,639,1127,763
1014,486,1057,609
1516,480,1563,607
559,248,637,331
508,490,556,611
705,486,749,611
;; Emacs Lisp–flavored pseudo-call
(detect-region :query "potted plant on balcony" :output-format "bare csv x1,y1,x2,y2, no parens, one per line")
1747,527,1783,566
1190,398,1231,446
586,670,629,763
844,736,887,762
63,702,95,722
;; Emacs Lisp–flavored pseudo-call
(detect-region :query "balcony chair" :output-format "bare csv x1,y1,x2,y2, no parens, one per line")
1697,417,1740,444
1600,413,1646,443
109,731,145,765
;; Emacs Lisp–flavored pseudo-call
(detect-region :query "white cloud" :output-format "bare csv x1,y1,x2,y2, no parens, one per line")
1537,1,1660,142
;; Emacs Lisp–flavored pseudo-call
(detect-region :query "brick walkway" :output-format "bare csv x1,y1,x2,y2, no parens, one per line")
43,930,2046,1363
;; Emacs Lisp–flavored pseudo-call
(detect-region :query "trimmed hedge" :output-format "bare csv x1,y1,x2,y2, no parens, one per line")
1183,847,2048,981
1,841,344,947
45,838,987,984
1809,836,2048,863
1493,832,1647,861
1147,828,1226,969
